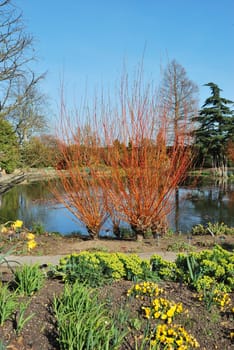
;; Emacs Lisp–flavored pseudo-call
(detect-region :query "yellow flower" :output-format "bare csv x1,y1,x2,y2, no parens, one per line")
27,240,37,251
176,303,183,313
12,220,23,230
27,233,35,240
167,305,176,318
142,307,151,319
154,311,161,319
166,336,174,344
176,338,184,346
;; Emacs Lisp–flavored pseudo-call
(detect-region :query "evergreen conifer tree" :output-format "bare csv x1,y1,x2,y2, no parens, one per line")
194,83,234,176
0,119,19,173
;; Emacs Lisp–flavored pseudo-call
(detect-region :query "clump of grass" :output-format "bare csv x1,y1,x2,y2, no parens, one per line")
0,284,18,325
53,281,127,350
14,264,45,296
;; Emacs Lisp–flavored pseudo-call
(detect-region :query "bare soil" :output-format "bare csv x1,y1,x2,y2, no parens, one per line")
1,230,234,257
0,233,234,349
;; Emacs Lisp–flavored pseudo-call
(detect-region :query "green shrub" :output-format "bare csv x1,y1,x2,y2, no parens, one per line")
150,254,178,281
175,245,234,292
57,252,110,286
56,251,153,285
191,222,234,236
116,253,152,281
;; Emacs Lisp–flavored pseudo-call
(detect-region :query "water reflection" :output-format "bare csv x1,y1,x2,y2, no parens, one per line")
0,179,233,234
172,182,234,232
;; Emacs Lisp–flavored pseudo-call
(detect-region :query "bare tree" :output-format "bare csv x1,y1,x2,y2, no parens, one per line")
0,0,45,129
159,60,198,232
8,75,48,144
159,59,198,141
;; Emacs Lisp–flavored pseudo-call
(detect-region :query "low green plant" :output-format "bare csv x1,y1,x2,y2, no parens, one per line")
186,254,203,287
14,301,35,335
191,222,234,236
119,227,135,239
53,281,127,350
56,251,154,285
165,228,175,237
116,253,152,281
150,254,178,281
0,284,18,326
167,241,195,252
198,283,219,311
14,264,45,295
31,222,45,235
175,245,234,292
56,253,109,286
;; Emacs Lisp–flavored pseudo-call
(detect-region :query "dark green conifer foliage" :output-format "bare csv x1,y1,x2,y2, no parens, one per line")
194,83,234,175
0,119,19,173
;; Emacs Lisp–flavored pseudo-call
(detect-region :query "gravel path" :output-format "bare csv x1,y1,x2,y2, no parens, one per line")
2,251,177,268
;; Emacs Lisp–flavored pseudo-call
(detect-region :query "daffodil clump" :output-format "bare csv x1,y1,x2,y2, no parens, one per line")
0,219,23,234
128,282,198,349
213,290,232,311
11,219,23,231
142,297,183,324
127,281,163,299
128,283,183,324
149,323,199,349
197,287,232,312
26,233,37,251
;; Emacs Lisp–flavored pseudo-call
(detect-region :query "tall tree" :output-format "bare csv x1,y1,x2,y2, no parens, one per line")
194,82,234,176
7,77,48,144
159,60,198,232
0,118,19,173
21,134,61,168
0,0,45,127
159,59,198,141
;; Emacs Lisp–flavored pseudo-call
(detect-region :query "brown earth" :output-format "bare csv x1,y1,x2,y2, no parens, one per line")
1,230,234,257
0,233,234,349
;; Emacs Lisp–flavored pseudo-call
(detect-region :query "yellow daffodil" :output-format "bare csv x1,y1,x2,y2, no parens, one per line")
167,305,176,318
142,306,151,319
27,233,35,240
12,220,23,230
27,240,37,251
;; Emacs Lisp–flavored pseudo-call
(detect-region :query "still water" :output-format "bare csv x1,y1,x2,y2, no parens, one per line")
0,179,233,235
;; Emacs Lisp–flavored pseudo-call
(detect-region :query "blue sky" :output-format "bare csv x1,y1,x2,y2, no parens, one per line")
17,0,234,125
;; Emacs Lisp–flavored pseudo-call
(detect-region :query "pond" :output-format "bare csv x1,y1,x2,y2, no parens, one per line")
0,178,233,235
